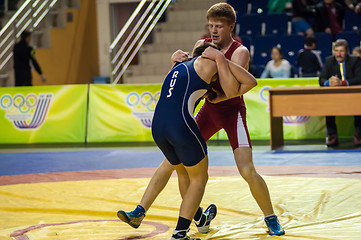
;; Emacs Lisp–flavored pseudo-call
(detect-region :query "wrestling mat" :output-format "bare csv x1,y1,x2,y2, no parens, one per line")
1,148,361,239
1,176,361,239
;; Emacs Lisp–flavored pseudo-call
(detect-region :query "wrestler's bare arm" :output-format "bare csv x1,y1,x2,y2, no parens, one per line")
231,46,250,71
222,46,252,97
201,47,256,96
227,60,257,95
201,47,241,97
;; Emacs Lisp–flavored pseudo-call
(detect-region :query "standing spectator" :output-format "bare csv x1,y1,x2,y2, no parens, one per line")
0,0,4,28
292,0,317,37
297,35,323,77
319,39,361,147
13,30,46,86
352,46,361,56
261,47,292,78
314,0,345,37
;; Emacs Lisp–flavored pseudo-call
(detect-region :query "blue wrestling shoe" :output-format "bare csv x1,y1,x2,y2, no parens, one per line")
117,209,145,229
195,204,217,233
171,229,200,240
264,215,285,236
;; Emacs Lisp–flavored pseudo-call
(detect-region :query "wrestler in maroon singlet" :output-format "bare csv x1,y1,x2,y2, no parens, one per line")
196,38,251,150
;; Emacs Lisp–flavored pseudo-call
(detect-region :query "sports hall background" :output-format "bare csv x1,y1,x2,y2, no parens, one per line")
1,0,361,239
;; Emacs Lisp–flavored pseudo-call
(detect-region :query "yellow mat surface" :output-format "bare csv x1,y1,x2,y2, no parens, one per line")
1,176,361,239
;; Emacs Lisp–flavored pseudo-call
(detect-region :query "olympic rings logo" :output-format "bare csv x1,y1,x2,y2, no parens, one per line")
259,86,271,103
126,91,160,112
0,93,38,114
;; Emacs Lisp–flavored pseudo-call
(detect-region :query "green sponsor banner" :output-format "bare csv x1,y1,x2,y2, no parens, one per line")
2,81,353,144
0,85,88,143
87,84,160,142
87,84,221,142
88,79,354,143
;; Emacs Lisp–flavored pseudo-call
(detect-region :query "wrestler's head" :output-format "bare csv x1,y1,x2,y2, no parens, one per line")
192,42,220,58
206,3,236,46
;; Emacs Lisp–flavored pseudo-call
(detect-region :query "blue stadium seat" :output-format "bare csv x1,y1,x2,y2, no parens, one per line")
314,32,332,63
344,10,361,31
227,0,249,15
335,31,361,52
265,13,288,36
280,34,305,66
252,35,279,66
238,14,264,37
238,35,252,50
250,0,268,14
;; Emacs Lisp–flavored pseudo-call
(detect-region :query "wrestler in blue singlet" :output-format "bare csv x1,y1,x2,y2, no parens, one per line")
152,57,212,167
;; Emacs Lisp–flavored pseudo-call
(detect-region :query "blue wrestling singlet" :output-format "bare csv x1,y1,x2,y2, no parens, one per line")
152,58,212,166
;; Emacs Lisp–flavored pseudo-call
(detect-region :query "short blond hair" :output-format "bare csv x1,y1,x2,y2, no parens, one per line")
206,3,236,25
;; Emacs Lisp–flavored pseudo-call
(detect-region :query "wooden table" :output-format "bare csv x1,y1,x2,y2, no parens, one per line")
268,86,361,150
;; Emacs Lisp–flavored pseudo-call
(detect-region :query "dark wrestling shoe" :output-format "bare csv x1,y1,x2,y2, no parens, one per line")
171,229,200,240
264,215,285,236
117,210,145,229
195,204,217,233
326,134,338,147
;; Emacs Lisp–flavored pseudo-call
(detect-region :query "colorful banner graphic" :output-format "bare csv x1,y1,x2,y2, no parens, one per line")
2,79,353,144
0,85,88,143
1,93,52,129
88,78,354,143
87,84,160,142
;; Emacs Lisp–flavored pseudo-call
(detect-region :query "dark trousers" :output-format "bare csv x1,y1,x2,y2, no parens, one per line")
326,116,361,135
14,71,32,86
